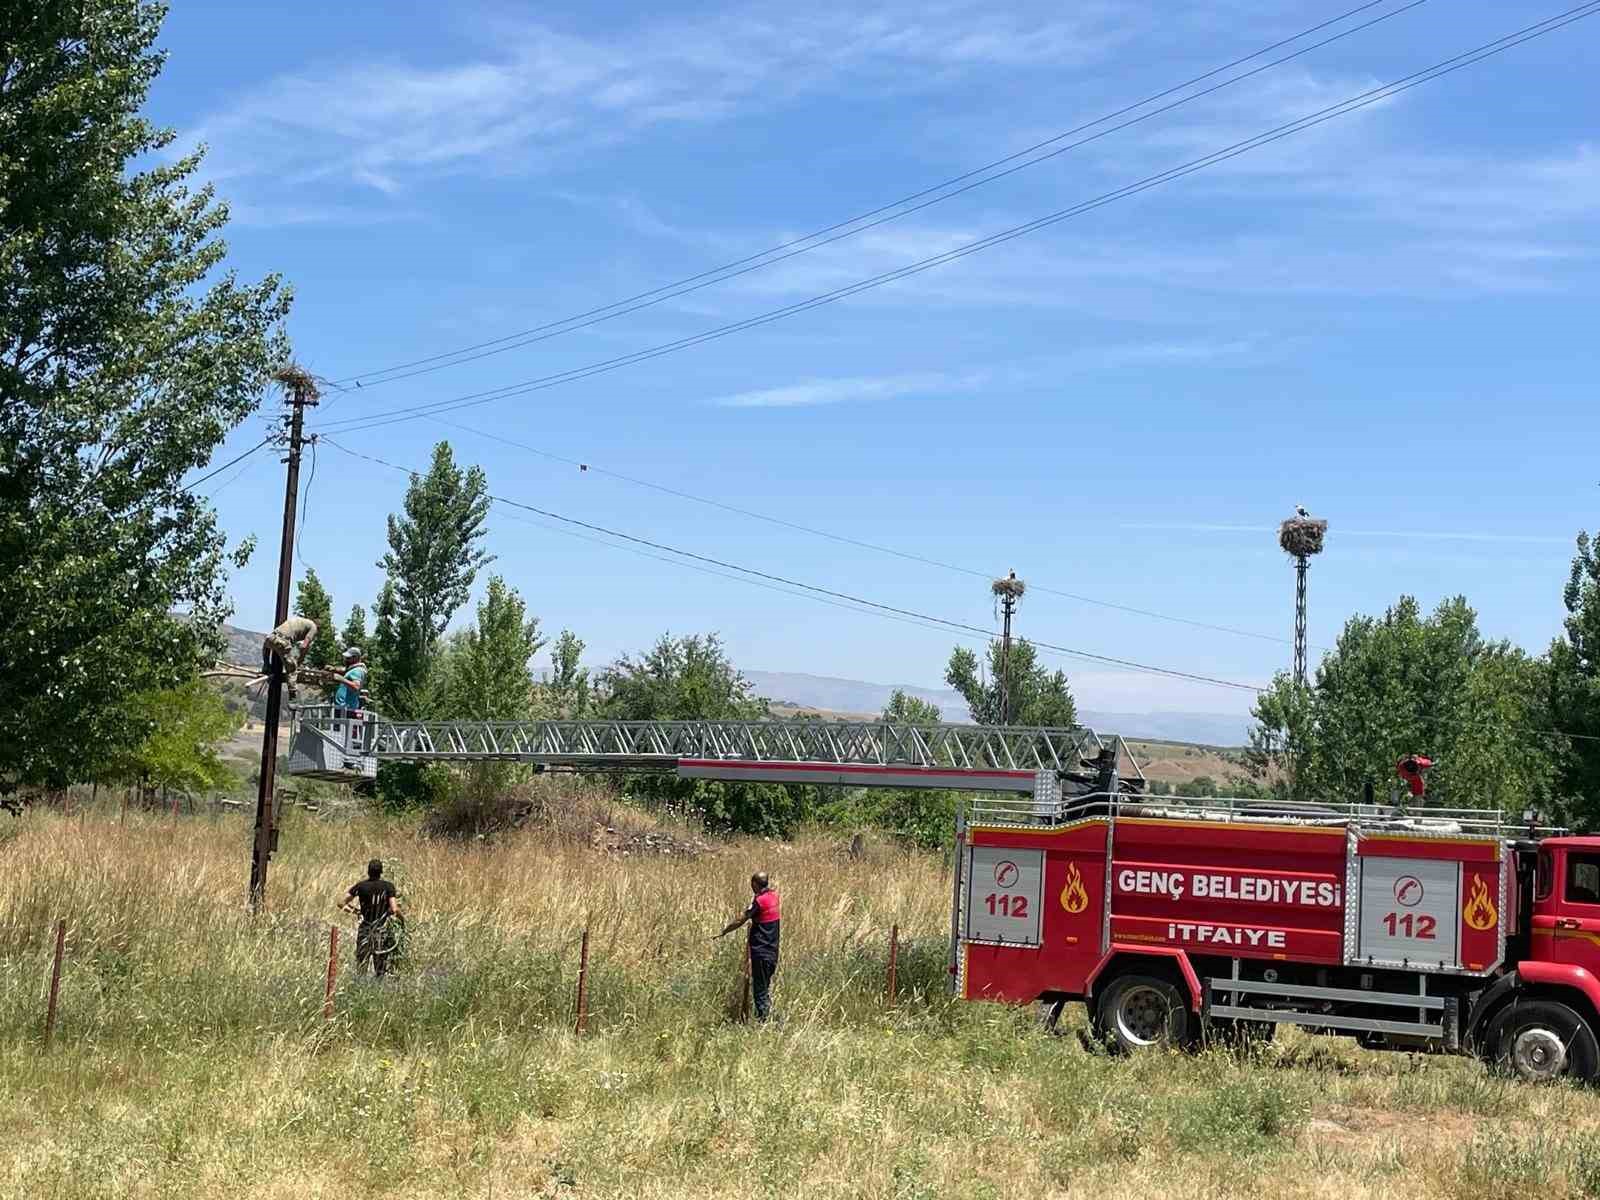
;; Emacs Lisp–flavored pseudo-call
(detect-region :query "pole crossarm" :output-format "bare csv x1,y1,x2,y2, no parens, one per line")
289,708,1137,790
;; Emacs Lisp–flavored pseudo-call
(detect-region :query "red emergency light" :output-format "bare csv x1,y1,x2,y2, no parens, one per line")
1396,754,1434,798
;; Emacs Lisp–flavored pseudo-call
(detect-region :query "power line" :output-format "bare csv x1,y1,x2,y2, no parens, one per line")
316,5,1600,436
332,1,1425,389
201,449,267,500
491,506,995,644
320,436,1266,693
294,435,319,571
181,437,273,493
421,413,1316,649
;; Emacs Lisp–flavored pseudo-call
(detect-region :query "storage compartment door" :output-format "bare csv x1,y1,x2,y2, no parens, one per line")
1357,856,1459,968
965,846,1044,946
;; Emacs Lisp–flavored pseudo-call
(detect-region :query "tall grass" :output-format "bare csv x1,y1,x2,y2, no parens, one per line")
6,800,1600,1199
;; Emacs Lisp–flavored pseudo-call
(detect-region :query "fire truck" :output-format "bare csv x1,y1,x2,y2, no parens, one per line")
952,751,1600,1084
288,709,1597,1082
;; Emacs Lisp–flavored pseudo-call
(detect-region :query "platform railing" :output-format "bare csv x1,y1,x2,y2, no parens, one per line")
967,788,1564,837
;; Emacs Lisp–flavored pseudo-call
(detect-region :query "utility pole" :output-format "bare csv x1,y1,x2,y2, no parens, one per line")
249,367,318,911
992,570,1026,725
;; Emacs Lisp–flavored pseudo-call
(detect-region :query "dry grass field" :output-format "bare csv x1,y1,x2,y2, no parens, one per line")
5,792,1600,1199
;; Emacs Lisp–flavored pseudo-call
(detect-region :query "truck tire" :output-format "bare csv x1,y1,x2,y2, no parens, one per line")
1093,974,1196,1054
1486,999,1600,1084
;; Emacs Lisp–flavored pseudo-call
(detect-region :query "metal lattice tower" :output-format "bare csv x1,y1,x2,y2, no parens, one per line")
1293,557,1309,685
1279,509,1328,688
992,570,1026,723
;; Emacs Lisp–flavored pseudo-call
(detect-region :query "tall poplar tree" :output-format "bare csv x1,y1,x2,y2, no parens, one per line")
1,1,291,787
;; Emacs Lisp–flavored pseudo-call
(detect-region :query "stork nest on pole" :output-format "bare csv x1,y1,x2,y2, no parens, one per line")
271,363,320,398
991,574,1027,600
1279,517,1328,558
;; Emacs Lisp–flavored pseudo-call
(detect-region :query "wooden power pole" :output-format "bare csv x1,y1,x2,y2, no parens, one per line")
249,367,318,911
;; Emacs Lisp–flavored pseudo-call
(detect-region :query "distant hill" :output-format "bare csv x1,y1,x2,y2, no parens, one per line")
214,625,1251,747
219,622,263,667
744,670,1251,747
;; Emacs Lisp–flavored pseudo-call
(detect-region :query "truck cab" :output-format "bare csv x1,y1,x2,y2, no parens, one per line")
1529,837,1600,980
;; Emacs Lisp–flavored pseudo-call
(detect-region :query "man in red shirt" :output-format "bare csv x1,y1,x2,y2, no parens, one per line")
717,872,781,1021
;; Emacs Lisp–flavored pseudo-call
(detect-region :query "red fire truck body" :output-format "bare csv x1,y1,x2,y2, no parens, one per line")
951,791,1600,1083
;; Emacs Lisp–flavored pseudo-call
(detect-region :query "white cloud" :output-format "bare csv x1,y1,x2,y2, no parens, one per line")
711,369,985,408
710,340,1264,407
186,2,1131,219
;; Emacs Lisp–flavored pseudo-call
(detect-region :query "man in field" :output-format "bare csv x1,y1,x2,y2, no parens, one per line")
339,858,401,977
716,871,781,1021
262,614,318,674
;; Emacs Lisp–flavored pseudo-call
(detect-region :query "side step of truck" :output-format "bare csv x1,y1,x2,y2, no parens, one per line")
1205,976,1456,1044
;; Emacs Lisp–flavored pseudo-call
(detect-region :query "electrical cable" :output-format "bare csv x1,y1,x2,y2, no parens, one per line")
493,506,998,642
315,4,1600,436
201,450,266,500
324,436,1600,743
181,437,274,493
320,437,1266,693
424,414,1319,649
331,0,1426,389
294,436,319,570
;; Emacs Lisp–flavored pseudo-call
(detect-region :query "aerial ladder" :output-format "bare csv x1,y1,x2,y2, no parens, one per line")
286,702,1142,802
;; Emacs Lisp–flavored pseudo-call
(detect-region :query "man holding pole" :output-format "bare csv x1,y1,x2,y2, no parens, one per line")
262,614,318,674
716,872,781,1021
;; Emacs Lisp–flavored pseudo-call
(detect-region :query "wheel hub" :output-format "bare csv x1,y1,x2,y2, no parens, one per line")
1115,985,1171,1046
1511,1027,1567,1081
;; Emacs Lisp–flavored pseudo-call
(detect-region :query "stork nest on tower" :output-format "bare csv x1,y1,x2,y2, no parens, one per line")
991,574,1027,600
1279,517,1328,558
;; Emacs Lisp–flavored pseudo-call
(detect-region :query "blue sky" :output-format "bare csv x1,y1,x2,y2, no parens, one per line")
156,1,1600,717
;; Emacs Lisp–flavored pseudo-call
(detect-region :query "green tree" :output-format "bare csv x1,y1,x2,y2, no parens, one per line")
545,630,591,718
106,678,242,795
1548,531,1600,826
0,1,291,787
828,689,955,849
293,569,338,669
945,639,1077,727
377,441,492,711
445,577,545,721
1250,595,1551,814
340,605,368,656
600,633,806,835
368,579,404,711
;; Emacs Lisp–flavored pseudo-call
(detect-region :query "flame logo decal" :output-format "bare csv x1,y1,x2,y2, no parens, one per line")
1463,874,1498,932
1061,862,1089,915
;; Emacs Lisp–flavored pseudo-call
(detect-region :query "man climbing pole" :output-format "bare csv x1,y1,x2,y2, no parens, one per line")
262,615,318,675
339,858,400,977
332,646,368,712
716,871,781,1022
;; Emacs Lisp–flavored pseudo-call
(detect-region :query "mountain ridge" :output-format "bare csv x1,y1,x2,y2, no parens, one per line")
214,624,1251,747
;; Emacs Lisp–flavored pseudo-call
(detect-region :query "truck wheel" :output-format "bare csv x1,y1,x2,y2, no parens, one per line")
1487,999,1600,1084
1094,974,1195,1053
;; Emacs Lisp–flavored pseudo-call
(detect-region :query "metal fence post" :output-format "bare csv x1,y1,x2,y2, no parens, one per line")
323,926,339,1020
44,919,65,1045
886,923,899,1007
575,928,591,1035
